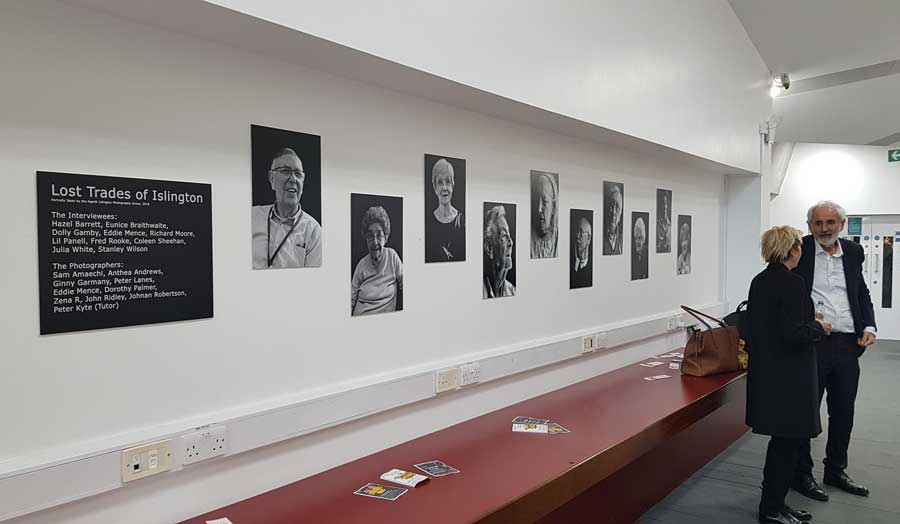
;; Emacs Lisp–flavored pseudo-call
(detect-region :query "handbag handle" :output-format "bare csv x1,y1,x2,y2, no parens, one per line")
680,305,727,330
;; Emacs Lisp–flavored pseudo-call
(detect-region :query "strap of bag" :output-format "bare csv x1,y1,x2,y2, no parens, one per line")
680,305,727,330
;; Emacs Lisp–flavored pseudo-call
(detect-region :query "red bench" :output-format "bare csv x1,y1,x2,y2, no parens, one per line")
180,358,746,524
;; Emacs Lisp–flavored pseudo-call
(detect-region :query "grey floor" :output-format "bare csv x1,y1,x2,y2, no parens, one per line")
638,340,900,524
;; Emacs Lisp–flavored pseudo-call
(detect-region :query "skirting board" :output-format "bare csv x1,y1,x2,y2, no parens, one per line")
0,302,723,521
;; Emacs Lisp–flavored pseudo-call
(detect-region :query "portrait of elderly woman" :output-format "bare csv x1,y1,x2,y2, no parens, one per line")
602,181,624,256
677,214,692,275
250,124,323,270
530,170,559,259
424,154,466,263
350,194,403,316
483,202,517,299
631,212,649,280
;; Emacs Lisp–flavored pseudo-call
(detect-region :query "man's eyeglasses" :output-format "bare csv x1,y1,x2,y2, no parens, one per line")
270,167,305,180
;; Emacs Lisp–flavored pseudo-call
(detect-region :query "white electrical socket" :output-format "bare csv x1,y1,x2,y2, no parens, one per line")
666,315,679,331
581,335,595,354
460,362,481,386
121,439,173,482
182,425,227,465
436,367,461,393
595,332,608,349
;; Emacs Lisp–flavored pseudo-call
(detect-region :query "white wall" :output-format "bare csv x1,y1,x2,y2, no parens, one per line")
206,0,771,173
770,143,900,230
0,1,758,522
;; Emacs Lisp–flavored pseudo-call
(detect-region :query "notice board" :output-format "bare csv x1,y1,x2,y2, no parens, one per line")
37,171,213,334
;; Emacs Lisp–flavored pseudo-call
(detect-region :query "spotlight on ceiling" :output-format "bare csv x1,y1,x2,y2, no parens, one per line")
770,73,790,98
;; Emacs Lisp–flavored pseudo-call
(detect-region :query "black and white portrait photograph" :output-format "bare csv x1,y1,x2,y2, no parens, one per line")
483,202,517,299
350,194,403,316
530,170,559,259
631,212,649,280
602,181,624,256
570,209,593,289
424,154,466,263
656,189,672,253
677,214,692,275
250,124,323,270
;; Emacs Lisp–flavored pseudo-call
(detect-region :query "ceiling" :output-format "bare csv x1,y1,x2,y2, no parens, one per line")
729,0,900,146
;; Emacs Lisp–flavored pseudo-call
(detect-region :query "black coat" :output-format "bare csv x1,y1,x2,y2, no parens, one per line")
570,254,592,289
794,235,876,353
746,263,825,438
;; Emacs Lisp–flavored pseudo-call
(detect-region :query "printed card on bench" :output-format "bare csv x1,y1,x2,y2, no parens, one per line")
380,469,429,488
512,416,549,425
547,423,571,435
415,460,460,477
353,482,408,501
639,361,665,368
513,423,549,433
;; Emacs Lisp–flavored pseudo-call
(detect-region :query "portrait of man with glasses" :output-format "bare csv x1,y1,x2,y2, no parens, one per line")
251,125,323,269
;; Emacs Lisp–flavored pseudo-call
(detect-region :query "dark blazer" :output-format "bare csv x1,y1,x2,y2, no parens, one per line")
570,254,592,288
746,263,825,438
794,235,876,341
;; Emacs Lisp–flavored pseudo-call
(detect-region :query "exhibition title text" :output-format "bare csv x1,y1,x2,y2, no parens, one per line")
51,184,204,205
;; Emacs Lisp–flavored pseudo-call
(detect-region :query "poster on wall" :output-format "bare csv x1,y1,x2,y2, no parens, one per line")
677,214,692,275
602,181,624,255
250,124,323,270
350,193,403,316
530,170,559,259
37,171,213,335
570,209,593,289
483,202,517,299
631,211,649,281
424,154,466,263
656,189,672,253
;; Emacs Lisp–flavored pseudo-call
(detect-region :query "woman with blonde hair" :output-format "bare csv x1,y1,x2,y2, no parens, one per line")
747,226,830,524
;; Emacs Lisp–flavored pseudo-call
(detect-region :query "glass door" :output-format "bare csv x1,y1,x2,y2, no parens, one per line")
848,216,900,340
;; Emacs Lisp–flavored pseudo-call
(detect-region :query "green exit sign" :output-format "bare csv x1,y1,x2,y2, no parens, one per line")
890,149,900,162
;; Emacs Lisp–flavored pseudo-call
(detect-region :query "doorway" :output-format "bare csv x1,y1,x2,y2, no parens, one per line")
845,216,899,340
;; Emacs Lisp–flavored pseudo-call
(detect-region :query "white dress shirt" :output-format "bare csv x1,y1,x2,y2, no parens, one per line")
811,241,876,335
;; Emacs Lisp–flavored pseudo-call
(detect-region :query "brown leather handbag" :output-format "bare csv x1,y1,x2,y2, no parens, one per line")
680,305,746,376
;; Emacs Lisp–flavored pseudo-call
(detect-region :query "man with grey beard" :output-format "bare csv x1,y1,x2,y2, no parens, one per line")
791,201,876,502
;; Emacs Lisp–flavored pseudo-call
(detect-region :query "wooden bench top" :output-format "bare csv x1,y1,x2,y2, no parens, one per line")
180,357,746,524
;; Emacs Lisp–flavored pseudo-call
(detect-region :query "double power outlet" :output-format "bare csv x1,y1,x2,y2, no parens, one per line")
436,362,481,393
182,425,227,465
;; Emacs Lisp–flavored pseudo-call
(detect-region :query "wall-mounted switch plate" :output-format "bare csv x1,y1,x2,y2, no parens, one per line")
436,367,461,393
581,335,595,354
121,439,173,482
460,362,481,386
182,425,227,465
595,332,608,349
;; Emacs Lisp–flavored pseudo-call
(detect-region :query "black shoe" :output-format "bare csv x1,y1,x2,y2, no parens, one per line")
784,504,812,521
823,471,870,496
758,510,801,524
792,475,829,501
